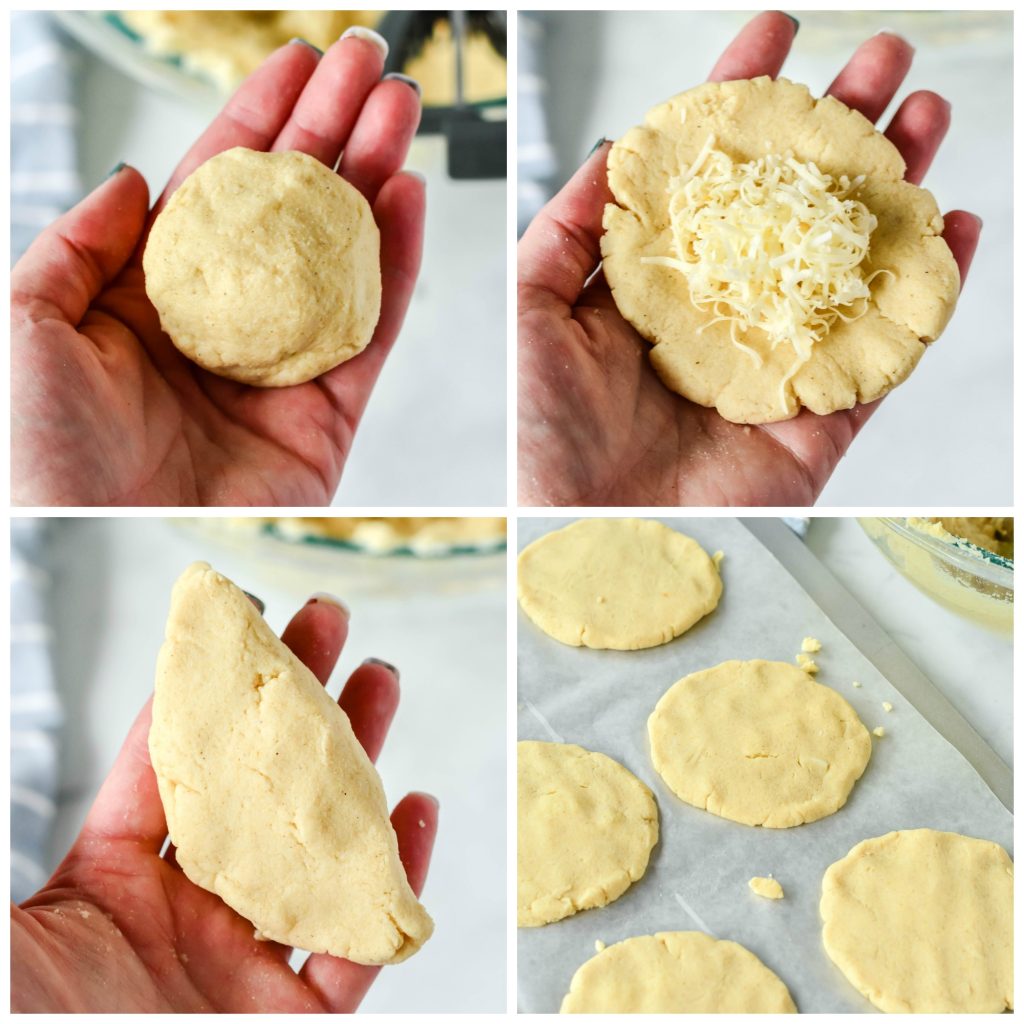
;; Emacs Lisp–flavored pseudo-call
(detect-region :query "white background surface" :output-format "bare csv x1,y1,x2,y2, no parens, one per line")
530,10,1012,505
40,517,506,1012
69,35,506,506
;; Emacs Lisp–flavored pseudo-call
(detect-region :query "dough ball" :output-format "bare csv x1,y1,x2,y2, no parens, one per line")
144,147,381,387
602,77,960,423
517,741,658,927
561,931,797,1012
821,829,1013,1013
150,563,432,965
648,659,871,827
517,519,722,650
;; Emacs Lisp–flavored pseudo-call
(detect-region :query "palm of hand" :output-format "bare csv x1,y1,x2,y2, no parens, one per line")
27,261,351,506
520,285,854,506
13,838,323,1012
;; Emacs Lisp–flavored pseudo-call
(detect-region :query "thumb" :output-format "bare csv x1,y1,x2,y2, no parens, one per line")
11,165,150,327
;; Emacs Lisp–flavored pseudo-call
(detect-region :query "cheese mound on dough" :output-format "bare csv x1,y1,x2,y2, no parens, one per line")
643,135,884,409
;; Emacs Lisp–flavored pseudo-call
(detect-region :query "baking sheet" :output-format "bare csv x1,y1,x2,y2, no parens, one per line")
516,517,1013,1013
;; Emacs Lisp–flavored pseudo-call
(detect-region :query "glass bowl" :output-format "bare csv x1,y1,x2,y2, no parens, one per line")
858,517,1012,635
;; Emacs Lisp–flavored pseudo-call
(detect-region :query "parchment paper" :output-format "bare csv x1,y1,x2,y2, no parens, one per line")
517,517,1013,1013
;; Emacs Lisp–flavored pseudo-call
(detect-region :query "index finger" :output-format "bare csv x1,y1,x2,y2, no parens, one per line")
708,10,799,83
148,40,321,223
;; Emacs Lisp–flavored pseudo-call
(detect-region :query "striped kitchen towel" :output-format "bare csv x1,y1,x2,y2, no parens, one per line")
11,11,82,262
11,521,62,903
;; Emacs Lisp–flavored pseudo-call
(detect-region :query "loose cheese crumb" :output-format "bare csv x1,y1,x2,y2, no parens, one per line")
882,701,893,713
595,939,607,953
642,137,886,412
852,680,862,688
801,636,822,653
873,726,886,738
749,876,784,900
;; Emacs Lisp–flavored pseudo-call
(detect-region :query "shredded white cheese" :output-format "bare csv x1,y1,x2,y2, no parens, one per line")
642,135,887,413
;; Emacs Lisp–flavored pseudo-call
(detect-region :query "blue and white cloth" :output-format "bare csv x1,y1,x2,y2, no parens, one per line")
11,522,62,903
516,13,555,236
11,12,82,262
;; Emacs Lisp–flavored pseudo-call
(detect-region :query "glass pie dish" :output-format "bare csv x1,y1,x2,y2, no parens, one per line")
858,517,1012,635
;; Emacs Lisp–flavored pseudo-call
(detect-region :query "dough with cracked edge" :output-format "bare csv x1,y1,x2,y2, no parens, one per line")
560,931,797,1013
602,76,960,423
648,659,871,827
517,518,722,650
149,562,432,965
821,829,1012,1013
517,741,658,927
144,147,381,386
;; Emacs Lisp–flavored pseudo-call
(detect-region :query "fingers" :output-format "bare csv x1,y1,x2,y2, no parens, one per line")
941,210,982,288
271,32,388,168
518,142,611,312
708,11,798,83
826,32,914,124
280,596,351,685
338,77,422,203
884,90,951,184
318,170,426,413
298,792,439,1012
150,41,320,220
338,659,400,763
74,696,168,853
11,166,149,326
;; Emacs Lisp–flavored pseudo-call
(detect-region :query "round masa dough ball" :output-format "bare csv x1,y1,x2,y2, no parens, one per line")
648,659,871,827
821,829,1013,1013
560,931,797,1013
144,147,381,387
602,77,960,423
517,741,658,927
517,518,722,650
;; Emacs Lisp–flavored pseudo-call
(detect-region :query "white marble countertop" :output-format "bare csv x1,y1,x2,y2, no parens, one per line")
42,517,506,1012
533,10,1011,505
71,41,506,506
806,517,1011,767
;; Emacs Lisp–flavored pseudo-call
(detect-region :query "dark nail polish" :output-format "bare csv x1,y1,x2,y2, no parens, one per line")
363,656,399,682
105,162,126,180
288,36,324,56
243,591,266,614
783,13,800,34
586,138,608,160
383,72,422,97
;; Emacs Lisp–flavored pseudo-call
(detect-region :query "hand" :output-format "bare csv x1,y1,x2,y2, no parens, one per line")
12,34,424,506
10,597,438,1012
517,11,981,506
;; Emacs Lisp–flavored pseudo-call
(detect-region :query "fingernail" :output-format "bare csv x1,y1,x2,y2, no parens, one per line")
403,169,427,187
243,591,266,614
972,213,984,230
307,592,350,617
105,162,126,180
383,71,422,97
288,37,324,57
363,656,399,683
783,13,800,34
341,26,389,61
586,138,607,159
413,791,439,810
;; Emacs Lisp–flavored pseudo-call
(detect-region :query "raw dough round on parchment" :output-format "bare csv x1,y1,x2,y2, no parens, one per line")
560,931,797,1013
517,741,658,927
144,147,381,387
648,659,871,827
517,518,722,650
821,829,1013,1013
601,77,960,423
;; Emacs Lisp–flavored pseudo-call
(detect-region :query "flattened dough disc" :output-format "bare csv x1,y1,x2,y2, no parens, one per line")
517,741,658,926
648,659,871,827
149,562,433,965
517,518,722,650
560,931,797,1012
821,829,1013,1013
